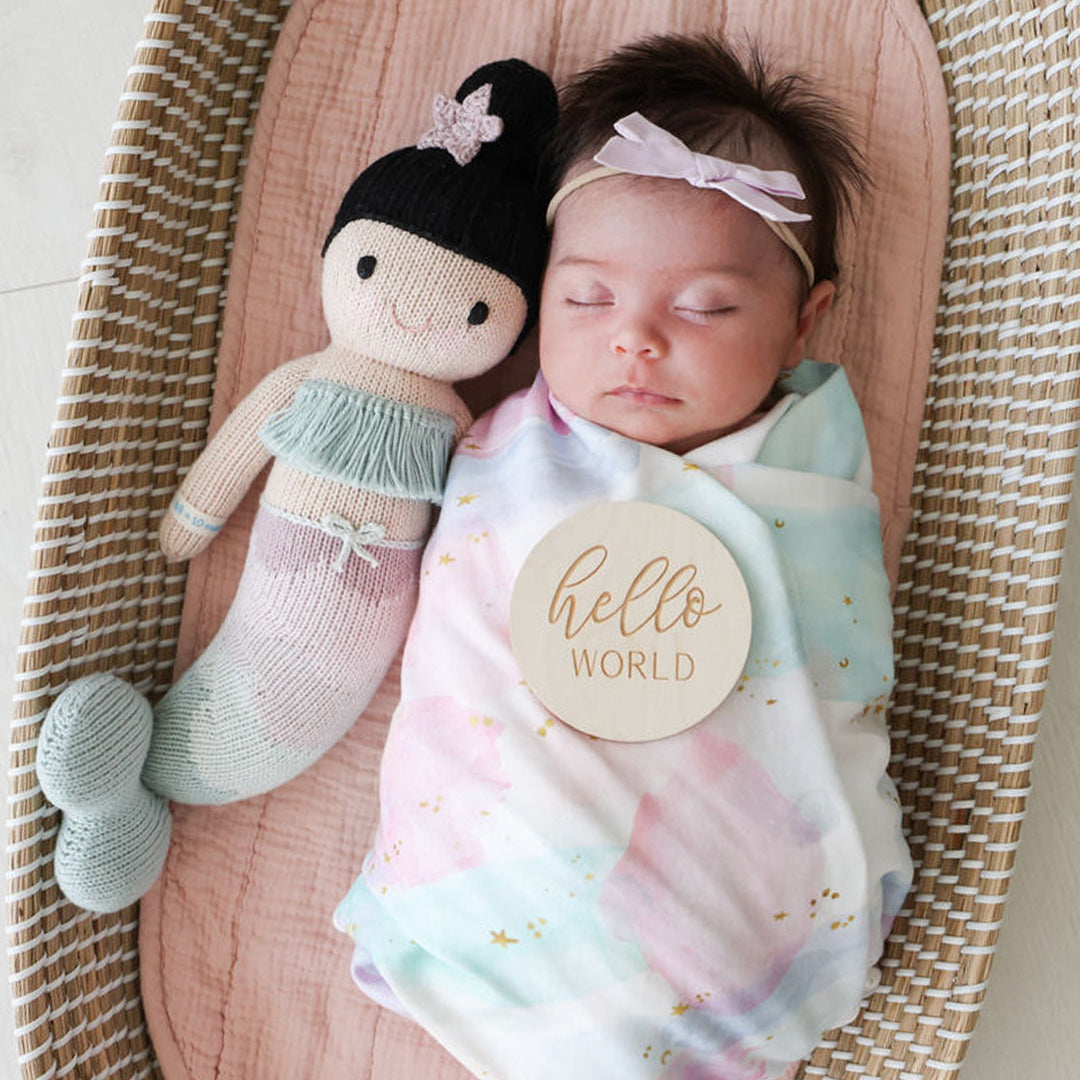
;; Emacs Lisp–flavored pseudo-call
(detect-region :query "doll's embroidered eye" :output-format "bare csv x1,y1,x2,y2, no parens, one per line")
468,301,489,325
357,255,377,279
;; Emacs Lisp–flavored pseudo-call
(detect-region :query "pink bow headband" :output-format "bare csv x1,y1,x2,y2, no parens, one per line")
545,113,816,287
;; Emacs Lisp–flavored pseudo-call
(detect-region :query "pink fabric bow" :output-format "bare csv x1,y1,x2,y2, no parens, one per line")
595,112,811,223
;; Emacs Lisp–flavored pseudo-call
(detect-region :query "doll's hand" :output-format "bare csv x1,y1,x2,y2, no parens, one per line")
159,494,225,562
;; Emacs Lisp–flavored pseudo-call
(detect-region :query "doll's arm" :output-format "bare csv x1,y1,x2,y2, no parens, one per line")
159,356,315,562
447,392,474,443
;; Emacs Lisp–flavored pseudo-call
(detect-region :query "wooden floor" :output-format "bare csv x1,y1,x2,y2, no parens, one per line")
1,2,1077,1078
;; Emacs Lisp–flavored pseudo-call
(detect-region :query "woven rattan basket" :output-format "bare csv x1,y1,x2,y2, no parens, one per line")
7,1,1080,1078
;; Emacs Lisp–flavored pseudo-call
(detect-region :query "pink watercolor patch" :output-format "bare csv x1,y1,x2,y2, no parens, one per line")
365,696,509,890
460,376,569,458
601,731,824,1015
661,1050,802,1080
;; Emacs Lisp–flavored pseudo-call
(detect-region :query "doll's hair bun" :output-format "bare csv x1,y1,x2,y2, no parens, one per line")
453,58,558,169
324,58,558,333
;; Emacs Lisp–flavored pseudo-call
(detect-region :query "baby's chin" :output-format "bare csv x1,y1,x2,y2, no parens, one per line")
577,399,730,455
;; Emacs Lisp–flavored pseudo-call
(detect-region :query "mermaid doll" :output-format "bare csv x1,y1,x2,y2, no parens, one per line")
36,58,558,914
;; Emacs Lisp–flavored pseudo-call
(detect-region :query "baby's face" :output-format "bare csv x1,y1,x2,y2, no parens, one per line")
539,175,831,453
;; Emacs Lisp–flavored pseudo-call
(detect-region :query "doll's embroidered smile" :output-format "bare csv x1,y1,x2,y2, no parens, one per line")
390,301,433,333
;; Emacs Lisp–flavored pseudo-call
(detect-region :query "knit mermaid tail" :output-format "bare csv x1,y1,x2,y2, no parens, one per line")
37,673,173,913
145,505,423,803
37,506,422,912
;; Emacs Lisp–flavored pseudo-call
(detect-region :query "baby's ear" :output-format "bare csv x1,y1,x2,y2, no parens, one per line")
786,280,836,368
801,280,836,330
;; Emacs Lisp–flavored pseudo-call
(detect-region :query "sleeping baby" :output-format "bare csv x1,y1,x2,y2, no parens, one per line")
336,32,913,1080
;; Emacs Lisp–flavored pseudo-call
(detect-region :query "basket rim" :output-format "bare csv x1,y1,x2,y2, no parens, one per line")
8,1,1080,1079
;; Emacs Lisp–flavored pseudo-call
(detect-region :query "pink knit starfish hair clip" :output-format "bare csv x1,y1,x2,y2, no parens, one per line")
417,82,504,165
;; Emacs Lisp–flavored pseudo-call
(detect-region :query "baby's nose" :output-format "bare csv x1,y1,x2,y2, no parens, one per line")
610,323,665,359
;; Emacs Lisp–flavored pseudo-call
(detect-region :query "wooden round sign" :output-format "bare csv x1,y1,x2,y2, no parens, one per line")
510,501,752,742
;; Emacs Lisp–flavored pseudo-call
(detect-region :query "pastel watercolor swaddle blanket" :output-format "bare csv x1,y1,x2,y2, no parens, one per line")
336,360,913,1080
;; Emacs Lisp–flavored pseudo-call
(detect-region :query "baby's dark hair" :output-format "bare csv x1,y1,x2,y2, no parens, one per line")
548,33,868,284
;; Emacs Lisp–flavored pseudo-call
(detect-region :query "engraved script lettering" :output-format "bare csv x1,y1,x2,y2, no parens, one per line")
548,545,722,640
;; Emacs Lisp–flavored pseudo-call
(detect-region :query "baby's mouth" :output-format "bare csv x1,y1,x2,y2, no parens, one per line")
608,384,682,406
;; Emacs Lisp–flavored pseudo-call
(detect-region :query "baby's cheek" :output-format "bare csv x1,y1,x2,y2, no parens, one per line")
536,350,576,407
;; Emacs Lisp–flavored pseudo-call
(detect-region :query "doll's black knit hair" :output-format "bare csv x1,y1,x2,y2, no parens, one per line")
547,33,868,285
324,58,558,332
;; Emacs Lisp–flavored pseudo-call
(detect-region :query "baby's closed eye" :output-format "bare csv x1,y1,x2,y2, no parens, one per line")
672,288,739,317
563,281,614,306
565,295,613,307
676,303,737,316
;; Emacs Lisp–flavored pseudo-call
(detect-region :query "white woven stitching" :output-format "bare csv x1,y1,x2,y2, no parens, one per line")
8,0,291,1028
8,0,286,994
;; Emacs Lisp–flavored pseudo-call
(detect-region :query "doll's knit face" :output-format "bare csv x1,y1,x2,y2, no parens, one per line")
539,175,834,454
322,219,528,381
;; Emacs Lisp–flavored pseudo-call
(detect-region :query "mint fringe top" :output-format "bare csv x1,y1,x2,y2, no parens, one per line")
259,379,458,505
